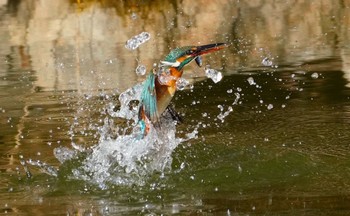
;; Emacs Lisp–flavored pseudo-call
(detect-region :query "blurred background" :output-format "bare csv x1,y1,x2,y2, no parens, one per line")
1,0,349,91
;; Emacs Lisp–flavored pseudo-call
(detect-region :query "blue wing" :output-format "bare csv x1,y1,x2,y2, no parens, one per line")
139,72,159,123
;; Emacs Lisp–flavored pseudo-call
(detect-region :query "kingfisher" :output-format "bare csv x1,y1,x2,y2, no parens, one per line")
138,43,226,137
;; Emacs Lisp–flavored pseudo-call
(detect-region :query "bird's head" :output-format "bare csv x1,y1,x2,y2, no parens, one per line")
161,43,226,70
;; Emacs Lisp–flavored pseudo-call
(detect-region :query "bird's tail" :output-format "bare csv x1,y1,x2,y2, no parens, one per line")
138,106,151,138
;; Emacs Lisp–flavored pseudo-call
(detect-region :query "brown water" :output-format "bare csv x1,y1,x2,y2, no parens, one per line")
1,0,350,215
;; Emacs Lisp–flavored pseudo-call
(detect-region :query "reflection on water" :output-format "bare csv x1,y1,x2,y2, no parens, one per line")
1,0,350,215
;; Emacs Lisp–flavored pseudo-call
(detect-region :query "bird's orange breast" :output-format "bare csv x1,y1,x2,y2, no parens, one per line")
154,67,183,118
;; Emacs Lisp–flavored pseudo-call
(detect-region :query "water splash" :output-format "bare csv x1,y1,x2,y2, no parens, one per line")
176,77,189,90
26,159,58,177
216,92,240,122
25,44,228,189
158,74,177,85
205,68,223,83
107,83,143,121
71,117,181,188
48,81,199,188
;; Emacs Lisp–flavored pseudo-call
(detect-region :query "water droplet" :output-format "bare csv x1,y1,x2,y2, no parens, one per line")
158,74,176,85
125,32,151,50
261,57,273,66
205,68,223,83
172,204,180,214
238,164,242,173
247,77,256,85
176,78,189,90
135,64,147,76
227,89,233,93
311,72,319,79
267,104,273,110
131,12,137,20
217,105,224,112
180,162,185,169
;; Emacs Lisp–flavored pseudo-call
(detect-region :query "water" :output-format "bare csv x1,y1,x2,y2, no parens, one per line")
125,32,151,50
205,68,223,83
311,72,319,79
3,66,350,215
135,64,147,76
176,77,190,90
261,57,273,67
50,83,196,189
247,76,256,86
1,0,350,215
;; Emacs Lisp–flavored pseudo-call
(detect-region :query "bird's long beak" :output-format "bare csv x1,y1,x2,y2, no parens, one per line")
192,43,226,57
160,43,227,68
192,43,226,67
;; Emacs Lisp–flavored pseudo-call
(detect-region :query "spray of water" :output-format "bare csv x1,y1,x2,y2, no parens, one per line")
49,81,199,189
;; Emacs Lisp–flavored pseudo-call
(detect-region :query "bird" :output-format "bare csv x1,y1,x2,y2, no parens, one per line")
138,43,226,137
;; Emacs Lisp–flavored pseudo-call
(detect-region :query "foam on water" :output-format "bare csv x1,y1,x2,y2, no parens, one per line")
70,118,180,188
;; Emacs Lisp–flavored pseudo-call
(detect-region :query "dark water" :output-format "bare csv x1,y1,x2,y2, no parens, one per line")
1,0,350,215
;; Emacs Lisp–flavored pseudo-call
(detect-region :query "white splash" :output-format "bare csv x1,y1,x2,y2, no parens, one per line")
205,68,223,83
216,92,240,122
107,83,143,121
158,74,177,85
51,81,198,188
176,77,189,90
72,118,180,188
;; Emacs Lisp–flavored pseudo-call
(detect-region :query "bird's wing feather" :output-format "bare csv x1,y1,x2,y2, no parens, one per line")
140,72,159,122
